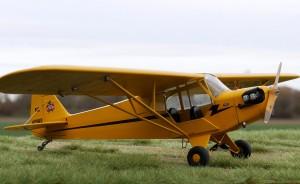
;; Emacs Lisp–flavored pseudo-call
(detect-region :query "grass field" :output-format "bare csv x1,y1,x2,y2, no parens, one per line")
0,119,300,184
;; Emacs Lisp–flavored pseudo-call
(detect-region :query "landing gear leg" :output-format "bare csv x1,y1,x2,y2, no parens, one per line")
37,139,52,151
211,134,252,159
187,135,211,167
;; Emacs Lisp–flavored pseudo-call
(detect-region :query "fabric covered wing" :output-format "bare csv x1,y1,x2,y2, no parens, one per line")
0,66,202,97
0,66,298,97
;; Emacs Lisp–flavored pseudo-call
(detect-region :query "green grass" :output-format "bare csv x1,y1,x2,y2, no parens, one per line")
0,121,300,184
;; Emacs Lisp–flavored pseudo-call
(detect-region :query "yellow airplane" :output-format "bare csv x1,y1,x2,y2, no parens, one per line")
0,63,299,167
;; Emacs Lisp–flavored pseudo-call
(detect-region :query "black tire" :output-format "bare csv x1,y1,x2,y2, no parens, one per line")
37,146,44,151
187,146,210,167
230,140,252,159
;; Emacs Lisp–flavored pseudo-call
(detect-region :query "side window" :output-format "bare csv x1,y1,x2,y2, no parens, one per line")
189,87,212,107
192,94,211,106
165,82,212,111
166,94,181,110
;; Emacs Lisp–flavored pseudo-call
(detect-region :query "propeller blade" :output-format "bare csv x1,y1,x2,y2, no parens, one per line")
273,62,282,90
264,90,278,124
264,63,282,124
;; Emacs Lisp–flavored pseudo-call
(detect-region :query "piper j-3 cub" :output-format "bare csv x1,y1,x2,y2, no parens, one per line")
0,63,299,167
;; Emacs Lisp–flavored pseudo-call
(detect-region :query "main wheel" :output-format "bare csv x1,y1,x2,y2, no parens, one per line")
187,146,209,167
230,140,252,159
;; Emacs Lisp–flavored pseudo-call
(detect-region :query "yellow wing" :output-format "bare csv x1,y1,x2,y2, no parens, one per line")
0,66,203,97
217,74,299,89
0,66,298,97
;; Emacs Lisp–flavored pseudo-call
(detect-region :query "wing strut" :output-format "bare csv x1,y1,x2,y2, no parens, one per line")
105,76,190,138
87,95,183,137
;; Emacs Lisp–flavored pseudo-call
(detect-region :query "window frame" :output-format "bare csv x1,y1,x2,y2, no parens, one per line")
164,80,213,111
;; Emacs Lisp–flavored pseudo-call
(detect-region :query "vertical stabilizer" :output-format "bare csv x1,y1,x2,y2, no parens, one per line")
30,95,69,123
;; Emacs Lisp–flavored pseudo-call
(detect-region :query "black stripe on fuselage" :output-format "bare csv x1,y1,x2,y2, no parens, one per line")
52,115,164,132
52,106,233,133
210,105,232,116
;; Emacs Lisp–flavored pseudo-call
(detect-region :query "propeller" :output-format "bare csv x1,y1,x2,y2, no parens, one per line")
264,62,282,124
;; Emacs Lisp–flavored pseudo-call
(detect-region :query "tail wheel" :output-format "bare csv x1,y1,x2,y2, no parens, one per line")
37,145,44,151
187,146,209,167
230,140,252,159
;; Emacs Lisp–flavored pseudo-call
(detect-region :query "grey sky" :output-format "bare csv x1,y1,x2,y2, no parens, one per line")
0,0,299,88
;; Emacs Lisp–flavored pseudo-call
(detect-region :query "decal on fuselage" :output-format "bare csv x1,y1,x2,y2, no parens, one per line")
46,101,55,112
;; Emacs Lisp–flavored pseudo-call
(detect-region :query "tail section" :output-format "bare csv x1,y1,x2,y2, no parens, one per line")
31,95,69,123
5,95,69,131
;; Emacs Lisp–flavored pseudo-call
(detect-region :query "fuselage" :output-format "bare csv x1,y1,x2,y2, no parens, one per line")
32,86,270,142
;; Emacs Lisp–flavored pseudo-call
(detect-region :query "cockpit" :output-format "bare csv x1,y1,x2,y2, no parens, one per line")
164,74,230,122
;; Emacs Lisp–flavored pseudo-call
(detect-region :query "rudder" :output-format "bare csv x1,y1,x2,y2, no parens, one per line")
31,95,69,123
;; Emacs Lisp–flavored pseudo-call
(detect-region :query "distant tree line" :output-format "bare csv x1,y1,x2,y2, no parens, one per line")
273,87,300,118
0,87,299,118
0,94,125,117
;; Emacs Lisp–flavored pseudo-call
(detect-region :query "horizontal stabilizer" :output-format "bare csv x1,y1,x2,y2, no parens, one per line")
4,121,67,131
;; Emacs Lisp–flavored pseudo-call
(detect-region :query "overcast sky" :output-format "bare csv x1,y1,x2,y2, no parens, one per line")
0,0,299,88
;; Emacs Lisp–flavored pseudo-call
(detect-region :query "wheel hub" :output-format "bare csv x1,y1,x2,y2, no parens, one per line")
192,154,201,163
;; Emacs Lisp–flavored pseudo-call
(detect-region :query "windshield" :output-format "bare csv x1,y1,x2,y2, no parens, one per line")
204,74,230,97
